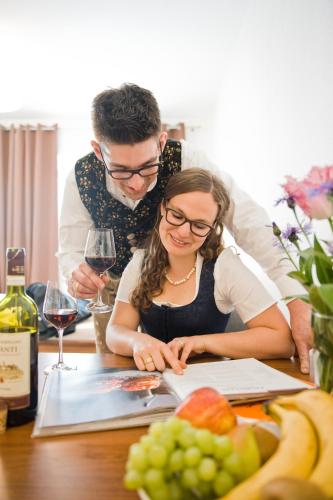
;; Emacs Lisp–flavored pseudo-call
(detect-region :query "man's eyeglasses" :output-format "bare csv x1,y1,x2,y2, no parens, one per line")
164,207,215,237
99,143,162,180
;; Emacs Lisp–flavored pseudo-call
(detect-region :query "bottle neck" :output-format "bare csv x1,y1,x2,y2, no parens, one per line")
5,247,26,291
6,274,25,290
6,268,26,295
6,284,26,295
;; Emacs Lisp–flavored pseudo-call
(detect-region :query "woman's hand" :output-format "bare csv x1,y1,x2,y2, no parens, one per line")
168,336,206,364
133,334,185,375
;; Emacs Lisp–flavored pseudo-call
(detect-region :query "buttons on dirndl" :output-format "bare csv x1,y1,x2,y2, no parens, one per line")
127,233,137,253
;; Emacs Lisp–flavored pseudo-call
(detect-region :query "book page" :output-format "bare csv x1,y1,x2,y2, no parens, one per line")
33,368,178,437
163,358,309,401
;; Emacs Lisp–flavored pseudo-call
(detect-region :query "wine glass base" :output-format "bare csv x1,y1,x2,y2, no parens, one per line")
44,362,77,374
86,302,113,314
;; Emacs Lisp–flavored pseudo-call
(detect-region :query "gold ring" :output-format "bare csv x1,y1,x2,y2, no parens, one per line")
144,356,153,365
177,339,184,348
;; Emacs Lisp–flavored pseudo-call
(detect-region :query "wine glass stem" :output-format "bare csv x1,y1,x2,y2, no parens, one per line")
57,328,65,365
96,274,105,306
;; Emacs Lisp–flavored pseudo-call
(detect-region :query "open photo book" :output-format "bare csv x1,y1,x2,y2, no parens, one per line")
32,358,310,438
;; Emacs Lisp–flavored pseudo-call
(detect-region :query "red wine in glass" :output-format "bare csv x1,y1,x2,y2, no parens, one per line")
43,281,78,373
44,308,78,329
84,228,116,313
85,256,116,274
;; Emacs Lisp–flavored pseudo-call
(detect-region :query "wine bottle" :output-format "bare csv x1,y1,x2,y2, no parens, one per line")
0,248,38,426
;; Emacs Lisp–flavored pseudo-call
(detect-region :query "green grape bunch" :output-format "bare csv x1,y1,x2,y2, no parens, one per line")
124,416,260,500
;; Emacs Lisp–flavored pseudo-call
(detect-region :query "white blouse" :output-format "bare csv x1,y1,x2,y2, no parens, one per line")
116,248,276,324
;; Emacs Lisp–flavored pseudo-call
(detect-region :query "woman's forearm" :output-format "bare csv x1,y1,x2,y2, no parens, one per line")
106,324,147,357
202,327,295,359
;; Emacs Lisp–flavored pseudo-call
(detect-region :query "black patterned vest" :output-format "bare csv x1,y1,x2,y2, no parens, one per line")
75,139,182,277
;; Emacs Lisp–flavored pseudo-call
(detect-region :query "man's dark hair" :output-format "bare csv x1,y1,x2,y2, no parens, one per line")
92,83,161,144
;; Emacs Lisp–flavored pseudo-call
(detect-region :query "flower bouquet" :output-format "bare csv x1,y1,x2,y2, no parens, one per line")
273,165,333,393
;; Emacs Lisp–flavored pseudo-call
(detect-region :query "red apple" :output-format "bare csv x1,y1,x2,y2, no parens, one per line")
175,387,237,434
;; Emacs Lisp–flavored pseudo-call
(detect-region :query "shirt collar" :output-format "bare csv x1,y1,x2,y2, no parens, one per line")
105,174,158,210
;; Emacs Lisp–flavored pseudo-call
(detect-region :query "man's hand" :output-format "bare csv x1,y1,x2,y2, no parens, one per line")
68,262,109,299
287,299,313,374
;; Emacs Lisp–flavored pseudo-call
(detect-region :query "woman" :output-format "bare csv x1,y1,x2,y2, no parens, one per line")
106,168,294,374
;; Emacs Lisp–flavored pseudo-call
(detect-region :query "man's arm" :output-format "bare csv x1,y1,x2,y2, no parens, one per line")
58,168,93,278
58,168,106,297
287,299,313,373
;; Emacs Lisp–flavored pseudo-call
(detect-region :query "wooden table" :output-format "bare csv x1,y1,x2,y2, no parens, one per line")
0,353,310,500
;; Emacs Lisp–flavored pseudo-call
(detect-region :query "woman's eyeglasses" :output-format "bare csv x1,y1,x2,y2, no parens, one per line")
164,207,214,237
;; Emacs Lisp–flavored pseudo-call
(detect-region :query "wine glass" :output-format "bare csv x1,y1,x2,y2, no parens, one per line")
43,281,78,373
84,228,116,313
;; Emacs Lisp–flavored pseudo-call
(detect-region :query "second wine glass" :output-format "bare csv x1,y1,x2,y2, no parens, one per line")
84,228,116,313
43,281,78,373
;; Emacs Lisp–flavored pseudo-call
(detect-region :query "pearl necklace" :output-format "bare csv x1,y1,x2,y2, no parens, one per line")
165,266,196,286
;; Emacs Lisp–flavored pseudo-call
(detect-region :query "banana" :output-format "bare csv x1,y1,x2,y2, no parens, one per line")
276,389,333,497
222,403,317,500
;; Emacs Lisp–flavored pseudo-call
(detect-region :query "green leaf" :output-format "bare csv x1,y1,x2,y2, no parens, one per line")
309,286,333,315
288,271,310,288
304,256,314,285
317,285,333,314
298,248,332,266
298,245,333,285
300,252,333,269
298,248,314,285
313,236,333,284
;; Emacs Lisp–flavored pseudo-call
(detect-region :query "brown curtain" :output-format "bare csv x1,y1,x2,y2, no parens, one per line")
0,124,58,291
162,122,186,140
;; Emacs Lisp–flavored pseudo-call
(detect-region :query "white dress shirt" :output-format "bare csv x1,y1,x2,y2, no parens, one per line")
116,248,276,323
58,140,304,299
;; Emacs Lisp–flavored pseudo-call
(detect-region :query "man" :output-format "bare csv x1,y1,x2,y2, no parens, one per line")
58,83,312,372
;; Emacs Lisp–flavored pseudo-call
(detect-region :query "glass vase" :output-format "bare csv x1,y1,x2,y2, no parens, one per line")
311,311,333,394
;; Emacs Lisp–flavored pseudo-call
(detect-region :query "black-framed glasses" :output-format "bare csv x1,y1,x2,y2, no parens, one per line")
164,207,215,237
99,143,163,180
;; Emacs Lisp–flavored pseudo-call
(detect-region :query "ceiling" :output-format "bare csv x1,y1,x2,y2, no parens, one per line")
0,0,246,121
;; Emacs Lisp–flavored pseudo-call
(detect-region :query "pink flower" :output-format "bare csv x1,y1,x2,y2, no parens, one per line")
282,165,333,219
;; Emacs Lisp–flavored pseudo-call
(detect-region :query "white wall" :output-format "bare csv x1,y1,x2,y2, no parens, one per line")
210,0,333,225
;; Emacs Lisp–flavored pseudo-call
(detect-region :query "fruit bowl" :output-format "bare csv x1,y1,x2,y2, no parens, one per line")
132,418,279,500
126,390,333,500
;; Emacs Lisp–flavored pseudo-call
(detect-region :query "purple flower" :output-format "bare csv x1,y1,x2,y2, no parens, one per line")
274,197,286,206
282,224,301,244
309,181,333,197
274,196,296,209
302,222,312,236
